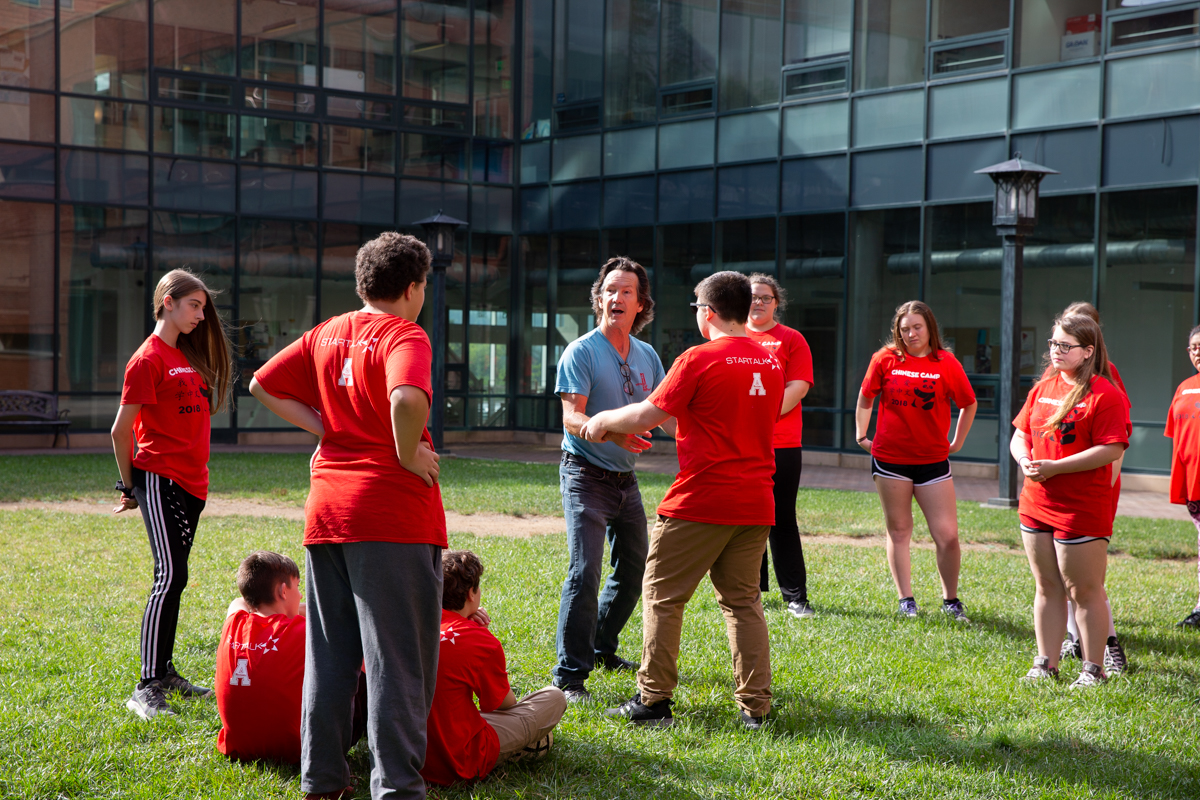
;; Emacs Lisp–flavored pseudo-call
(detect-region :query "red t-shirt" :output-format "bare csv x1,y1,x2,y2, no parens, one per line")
1109,362,1127,397
648,336,784,526
1107,361,1129,521
746,323,814,449
421,610,511,786
214,610,306,764
1165,372,1200,504
1014,374,1130,537
253,312,447,547
120,335,211,499
860,349,976,465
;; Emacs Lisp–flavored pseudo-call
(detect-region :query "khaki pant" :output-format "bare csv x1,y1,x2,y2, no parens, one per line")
638,516,773,717
481,687,567,762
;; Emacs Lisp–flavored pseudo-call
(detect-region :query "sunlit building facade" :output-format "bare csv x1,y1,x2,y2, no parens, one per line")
1,0,1198,472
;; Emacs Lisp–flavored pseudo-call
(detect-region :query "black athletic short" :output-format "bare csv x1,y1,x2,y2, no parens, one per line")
871,457,952,487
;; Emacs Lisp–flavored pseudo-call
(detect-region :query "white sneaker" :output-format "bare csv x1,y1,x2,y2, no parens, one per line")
126,680,175,720
1021,656,1059,683
1069,661,1108,689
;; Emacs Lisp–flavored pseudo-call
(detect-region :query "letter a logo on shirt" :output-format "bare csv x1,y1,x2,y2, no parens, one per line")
337,358,353,386
749,372,766,396
230,657,251,686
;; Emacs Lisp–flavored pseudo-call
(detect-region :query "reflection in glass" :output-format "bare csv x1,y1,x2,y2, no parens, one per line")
852,90,923,147
720,0,782,111
154,107,234,159
720,218,775,273
158,76,235,105
1106,48,1200,120
325,1,397,96
328,95,394,121
153,0,237,75
782,213,845,445
1012,65,1100,130
403,103,468,130
59,206,148,393
243,84,316,113
0,143,54,201
326,125,396,173
605,0,658,127
402,0,470,104
932,0,1009,40
658,118,714,169
469,235,511,415
552,134,601,181
240,116,318,166
61,0,149,98
658,223,712,369
154,158,236,212
521,140,550,183
661,0,719,86
717,110,779,162
853,0,925,90
718,164,777,217
241,0,319,86
472,185,513,231
401,132,467,178
928,78,1007,139
785,0,853,62
152,213,235,304
240,166,319,218
522,0,553,138
61,98,149,150
60,150,150,206
554,0,604,104
783,100,848,155
474,0,515,138
552,232,599,383
321,223,387,321
519,235,550,395
0,0,56,91
0,90,55,143
473,142,512,183
605,128,656,176
0,200,54,390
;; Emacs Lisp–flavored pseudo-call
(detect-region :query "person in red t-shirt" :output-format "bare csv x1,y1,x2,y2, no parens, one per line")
215,551,367,764
422,551,566,786
582,271,784,730
854,301,977,622
1058,302,1129,674
111,269,233,721
249,232,446,800
1167,324,1200,630
1012,314,1128,688
746,274,815,619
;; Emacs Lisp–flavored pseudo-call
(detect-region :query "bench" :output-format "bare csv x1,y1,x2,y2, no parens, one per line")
0,391,71,448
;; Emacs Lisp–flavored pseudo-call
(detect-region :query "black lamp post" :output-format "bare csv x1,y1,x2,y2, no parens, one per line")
414,211,466,451
975,155,1058,507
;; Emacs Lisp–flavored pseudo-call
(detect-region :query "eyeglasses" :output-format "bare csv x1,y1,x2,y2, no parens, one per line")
619,361,634,396
1047,340,1085,354
1188,345,1200,355
751,295,776,305
689,302,709,310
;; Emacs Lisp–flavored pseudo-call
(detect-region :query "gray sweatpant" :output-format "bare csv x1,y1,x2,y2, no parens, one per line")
301,542,443,799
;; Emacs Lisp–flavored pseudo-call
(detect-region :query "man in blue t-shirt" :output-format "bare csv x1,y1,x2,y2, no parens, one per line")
552,257,671,702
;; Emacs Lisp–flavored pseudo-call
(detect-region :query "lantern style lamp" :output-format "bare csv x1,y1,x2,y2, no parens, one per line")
414,210,466,451
974,155,1058,507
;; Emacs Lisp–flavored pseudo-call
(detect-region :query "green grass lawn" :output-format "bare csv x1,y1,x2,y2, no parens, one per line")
1,508,1200,799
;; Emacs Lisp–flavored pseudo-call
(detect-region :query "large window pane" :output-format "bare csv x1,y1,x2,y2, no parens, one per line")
846,207,920,400
783,100,849,155
659,169,714,223
474,0,514,138
469,235,511,405
659,119,715,169
152,212,235,302
154,107,235,159
1,0,55,92
241,0,318,85
658,223,713,368
1012,64,1100,131
519,235,550,395
554,0,604,104
61,0,149,98
1106,48,1200,121
717,110,779,163
932,0,1009,40
605,0,659,126
60,206,148,393
718,163,778,217
552,232,600,377
401,132,467,179
786,0,853,62
325,1,397,96
552,134,601,181
853,0,925,90
60,150,150,206
521,0,553,138
661,0,720,86
928,78,1007,140
720,217,775,273
604,176,656,227
154,158,236,212
153,0,237,76
719,0,783,111
320,223,386,321
605,128,656,175
1015,0,1102,68
239,166,318,217
240,116,318,166
782,212,846,446
1100,187,1197,471
324,173,395,224
602,226,656,345
326,125,396,173
61,98,149,150
0,90,56,143
0,200,54,391
852,89,923,147
0,143,55,202
402,0,469,103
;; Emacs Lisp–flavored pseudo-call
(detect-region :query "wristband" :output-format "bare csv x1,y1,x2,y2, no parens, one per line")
115,480,134,499
856,435,868,444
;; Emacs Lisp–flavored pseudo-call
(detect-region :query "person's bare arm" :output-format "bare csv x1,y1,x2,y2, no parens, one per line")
496,689,517,711
657,417,678,438
560,393,652,454
1029,443,1125,481
248,378,325,437
111,404,140,513
854,391,874,451
780,379,811,416
391,386,439,487
581,401,672,442
947,401,978,455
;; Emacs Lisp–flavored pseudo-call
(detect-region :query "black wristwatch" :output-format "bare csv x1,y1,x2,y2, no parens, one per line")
115,480,134,499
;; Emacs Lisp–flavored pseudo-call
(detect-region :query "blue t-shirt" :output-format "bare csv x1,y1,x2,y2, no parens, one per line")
556,328,666,473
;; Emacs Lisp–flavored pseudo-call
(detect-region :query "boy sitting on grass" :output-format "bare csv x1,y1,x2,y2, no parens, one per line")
215,551,365,764
421,551,568,786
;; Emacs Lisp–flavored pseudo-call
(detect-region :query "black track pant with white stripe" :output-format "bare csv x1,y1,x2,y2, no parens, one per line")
132,467,206,684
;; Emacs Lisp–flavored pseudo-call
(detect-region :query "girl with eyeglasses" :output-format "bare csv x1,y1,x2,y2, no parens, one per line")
1166,324,1200,629
745,274,815,619
855,301,977,621
1012,313,1129,687
1056,303,1129,674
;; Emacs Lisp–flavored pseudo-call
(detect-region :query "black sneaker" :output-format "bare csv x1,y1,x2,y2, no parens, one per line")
1103,636,1127,675
126,680,174,720
162,666,214,698
1060,634,1082,661
1178,610,1200,628
559,683,592,704
597,653,639,672
605,692,674,727
739,709,770,730
941,599,970,623
787,600,815,619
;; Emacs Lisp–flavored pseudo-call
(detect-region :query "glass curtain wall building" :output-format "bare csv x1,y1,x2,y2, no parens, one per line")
3,0,1199,472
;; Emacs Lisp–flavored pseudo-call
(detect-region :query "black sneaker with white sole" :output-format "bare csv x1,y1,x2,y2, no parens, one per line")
1103,636,1127,675
1178,609,1200,628
597,653,639,672
1060,634,1082,661
739,710,770,730
787,600,815,619
605,693,674,727
127,680,175,720
162,665,214,698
